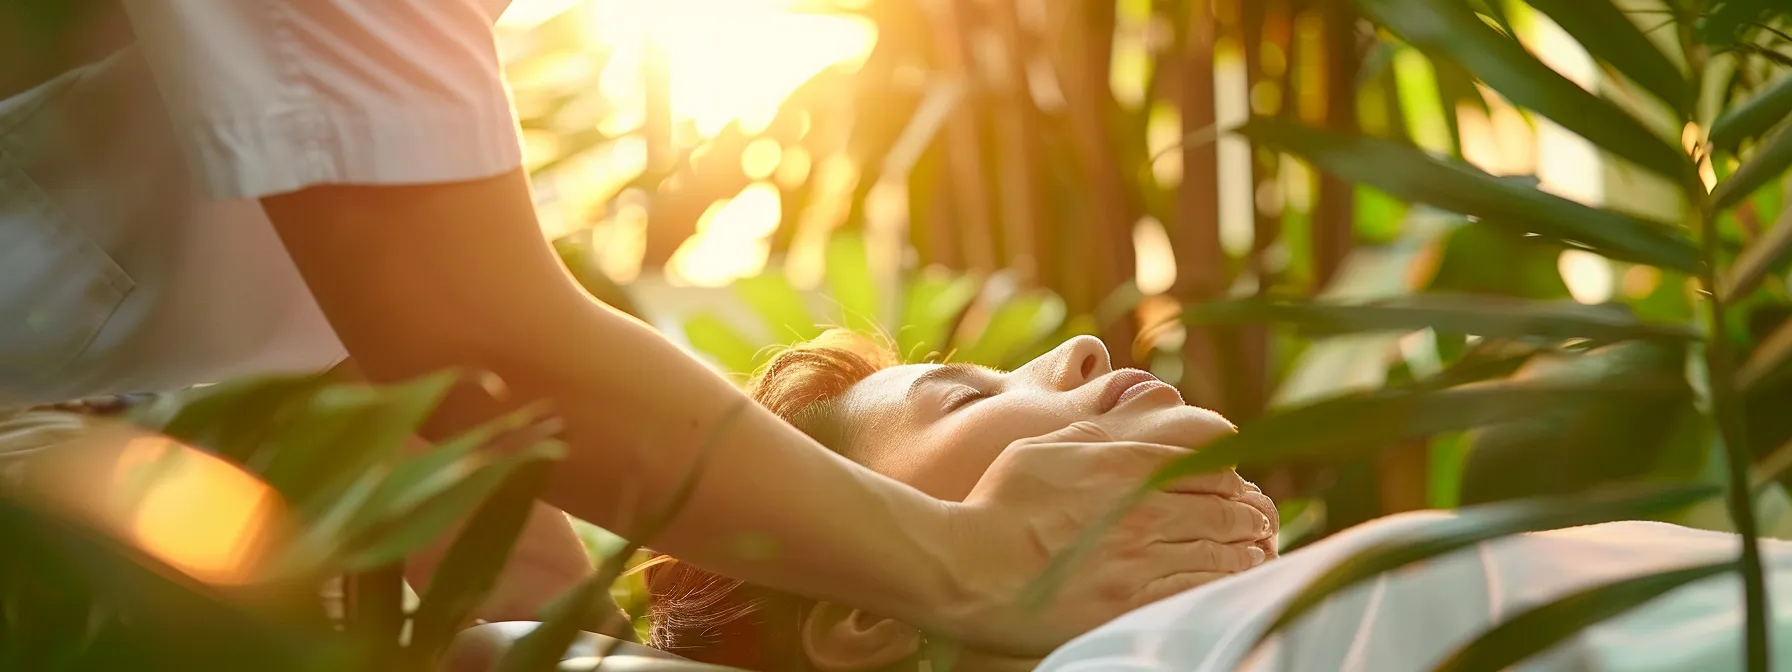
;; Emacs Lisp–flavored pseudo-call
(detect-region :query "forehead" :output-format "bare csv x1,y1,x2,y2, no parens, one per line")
838,363,940,417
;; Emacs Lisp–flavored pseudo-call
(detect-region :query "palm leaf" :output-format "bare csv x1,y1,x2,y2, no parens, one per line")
1175,294,1697,342
1432,561,1734,671
340,442,566,571
1468,0,1516,38
1250,484,1719,659
1151,382,1683,485
1710,75,1792,150
1712,125,1792,212
1357,0,1693,186
135,373,334,463
257,372,460,505
1519,0,1691,115
408,460,555,660
1235,117,1700,272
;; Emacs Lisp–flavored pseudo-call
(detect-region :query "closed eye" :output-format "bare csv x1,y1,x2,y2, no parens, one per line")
944,386,991,412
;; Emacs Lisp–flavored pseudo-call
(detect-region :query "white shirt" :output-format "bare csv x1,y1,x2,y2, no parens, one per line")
1041,512,1792,672
1,0,521,404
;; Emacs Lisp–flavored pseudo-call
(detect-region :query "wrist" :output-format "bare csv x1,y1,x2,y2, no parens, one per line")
878,495,983,632
902,500,1003,639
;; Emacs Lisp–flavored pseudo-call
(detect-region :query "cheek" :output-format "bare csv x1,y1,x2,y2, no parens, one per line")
952,396,1089,454
915,398,1089,498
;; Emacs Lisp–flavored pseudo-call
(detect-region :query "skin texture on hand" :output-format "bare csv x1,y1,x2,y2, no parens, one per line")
935,422,1273,653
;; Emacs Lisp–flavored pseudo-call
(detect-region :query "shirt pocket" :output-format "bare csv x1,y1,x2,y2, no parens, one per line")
0,157,134,397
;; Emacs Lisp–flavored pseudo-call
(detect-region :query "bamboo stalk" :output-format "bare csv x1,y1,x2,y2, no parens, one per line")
986,0,1047,286
1311,0,1358,290
1174,0,1228,410
1051,0,1142,365
923,0,998,272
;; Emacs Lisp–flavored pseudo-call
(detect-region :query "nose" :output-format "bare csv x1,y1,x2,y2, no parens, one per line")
1055,335,1112,389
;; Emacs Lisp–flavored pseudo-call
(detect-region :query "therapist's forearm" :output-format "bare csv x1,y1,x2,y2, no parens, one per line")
260,170,963,626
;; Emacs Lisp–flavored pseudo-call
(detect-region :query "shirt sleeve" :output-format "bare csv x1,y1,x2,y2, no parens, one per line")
120,0,524,200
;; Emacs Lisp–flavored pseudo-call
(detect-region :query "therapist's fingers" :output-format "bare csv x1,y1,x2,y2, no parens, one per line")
1132,493,1271,544
1167,539,1265,573
1126,540,1263,607
1157,468,1249,498
1233,489,1280,556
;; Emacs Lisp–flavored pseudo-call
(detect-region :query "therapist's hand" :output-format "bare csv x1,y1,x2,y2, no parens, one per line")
934,421,1272,655
1238,479,1281,560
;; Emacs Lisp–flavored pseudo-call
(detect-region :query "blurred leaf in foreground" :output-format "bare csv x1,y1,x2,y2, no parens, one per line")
1176,294,1696,343
1711,76,1792,150
1518,0,1691,115
1433,561,1734,672
1459,341,1695,504
1713,125,1792,212
1247,483,1719,656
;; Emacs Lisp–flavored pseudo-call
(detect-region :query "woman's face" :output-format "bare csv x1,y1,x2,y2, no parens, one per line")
831,335,1236,501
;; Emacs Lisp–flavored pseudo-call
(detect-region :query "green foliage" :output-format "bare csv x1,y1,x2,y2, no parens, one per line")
1247,483,1719,657
682,265,1070,374
1178,1,1792,666
1518,0,1692,115
1150,375,1686,485
1359,0,1691,184
0,373,600,671
1458,341,1698,504
1237,117,1701,271
1177,294,1697,342
410,460,554,659
1715,125,1792,211
1432,561,1735,671
13,0,1792,670
1711,76,1792,150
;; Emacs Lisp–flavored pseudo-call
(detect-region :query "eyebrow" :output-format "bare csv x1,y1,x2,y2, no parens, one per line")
905,362,994,401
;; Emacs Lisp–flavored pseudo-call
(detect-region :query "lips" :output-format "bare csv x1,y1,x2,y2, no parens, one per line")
1097,369,1172,413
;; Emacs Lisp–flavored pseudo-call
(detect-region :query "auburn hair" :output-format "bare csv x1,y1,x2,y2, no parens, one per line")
643,330,898,670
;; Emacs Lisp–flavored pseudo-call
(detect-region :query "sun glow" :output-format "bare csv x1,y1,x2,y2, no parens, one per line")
503,0,875,285
576,0,877,136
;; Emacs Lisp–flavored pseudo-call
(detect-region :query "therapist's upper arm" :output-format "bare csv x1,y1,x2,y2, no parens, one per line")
119,0,523,200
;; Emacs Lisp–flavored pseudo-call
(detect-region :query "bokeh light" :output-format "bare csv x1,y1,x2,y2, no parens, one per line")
575,0,876,136
117,438,279,585
668,182,784,286
22,429,284,586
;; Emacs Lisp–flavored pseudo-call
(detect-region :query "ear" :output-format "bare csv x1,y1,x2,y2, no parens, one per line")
799,601,922,672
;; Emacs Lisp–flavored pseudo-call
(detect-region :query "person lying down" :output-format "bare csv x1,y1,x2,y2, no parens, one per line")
645,331,1792,672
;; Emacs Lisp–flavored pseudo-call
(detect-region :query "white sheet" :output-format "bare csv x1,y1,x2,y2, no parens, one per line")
1040,511,1792,671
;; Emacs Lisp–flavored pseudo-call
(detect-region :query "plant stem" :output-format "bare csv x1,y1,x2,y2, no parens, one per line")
1698,188,1772,672
1684,32,1771,672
